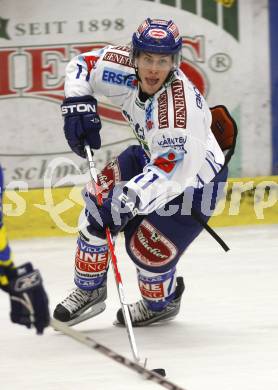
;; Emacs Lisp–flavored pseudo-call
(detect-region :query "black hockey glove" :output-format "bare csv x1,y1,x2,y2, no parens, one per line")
61,95,102,158
83,186,140,238
0,262,50,334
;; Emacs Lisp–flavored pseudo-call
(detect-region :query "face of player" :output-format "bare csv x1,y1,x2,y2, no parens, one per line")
136,52,173,95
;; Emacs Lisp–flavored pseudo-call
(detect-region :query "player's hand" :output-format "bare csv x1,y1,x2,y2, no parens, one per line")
61,95,102,158
83,186,140,238
1,262,50,334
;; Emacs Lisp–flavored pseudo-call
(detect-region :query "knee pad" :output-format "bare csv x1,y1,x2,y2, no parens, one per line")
136,265,177,311
75,215,110,290
126,219,178,272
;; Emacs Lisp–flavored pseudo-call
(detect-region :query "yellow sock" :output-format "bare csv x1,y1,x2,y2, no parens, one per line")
0,225,8,250
0,225,13,266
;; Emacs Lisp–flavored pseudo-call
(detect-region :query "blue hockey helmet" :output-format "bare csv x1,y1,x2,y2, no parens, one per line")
132,18,182,58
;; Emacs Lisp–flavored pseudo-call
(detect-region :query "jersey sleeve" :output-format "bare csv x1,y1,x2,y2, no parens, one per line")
64,46,136,106
64,47,104,97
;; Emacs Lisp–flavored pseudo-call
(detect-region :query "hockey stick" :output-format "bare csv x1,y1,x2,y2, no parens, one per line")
51,318,187,390
84,144,140,363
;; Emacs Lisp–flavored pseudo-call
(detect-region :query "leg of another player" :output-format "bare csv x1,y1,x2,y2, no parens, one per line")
0,165,13,287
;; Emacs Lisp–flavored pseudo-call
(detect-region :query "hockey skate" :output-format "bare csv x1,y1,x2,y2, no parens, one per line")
53,284,107,326
116,277,185,327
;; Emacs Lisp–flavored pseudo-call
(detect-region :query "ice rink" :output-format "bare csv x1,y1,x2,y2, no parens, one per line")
1,224,278,390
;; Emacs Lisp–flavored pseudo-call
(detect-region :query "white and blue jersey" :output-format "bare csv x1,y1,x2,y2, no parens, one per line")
64,45,225,214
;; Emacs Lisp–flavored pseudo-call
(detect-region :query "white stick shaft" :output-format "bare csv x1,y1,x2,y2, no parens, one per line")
84,144,140,362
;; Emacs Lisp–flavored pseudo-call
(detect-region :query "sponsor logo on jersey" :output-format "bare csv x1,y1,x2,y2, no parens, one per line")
118,192,139,217
158,90,169,129
102,67,136,88
111,45,130,53
134,228,168,260
103,51,133,68
157,134,187,151
154,154,176,174
129,220,177,267
194,86,203,109
171,79,187,128
83,55,100,73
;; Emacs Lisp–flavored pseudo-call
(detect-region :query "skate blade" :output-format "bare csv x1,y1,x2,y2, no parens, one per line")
64,302,106,327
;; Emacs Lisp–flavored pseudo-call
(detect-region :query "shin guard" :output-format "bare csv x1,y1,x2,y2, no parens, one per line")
136,266,177,312
74,226,110,290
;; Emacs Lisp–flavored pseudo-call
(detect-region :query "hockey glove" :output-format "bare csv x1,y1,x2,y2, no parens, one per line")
61,95,102,158
210,105,238,166
0,262,50,334
83,186,140,238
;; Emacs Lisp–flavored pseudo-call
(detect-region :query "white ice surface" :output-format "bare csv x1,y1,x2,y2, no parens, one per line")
0,225,278,390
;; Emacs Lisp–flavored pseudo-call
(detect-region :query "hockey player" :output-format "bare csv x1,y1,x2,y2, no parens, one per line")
54,18,237,327
0,165,50,334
